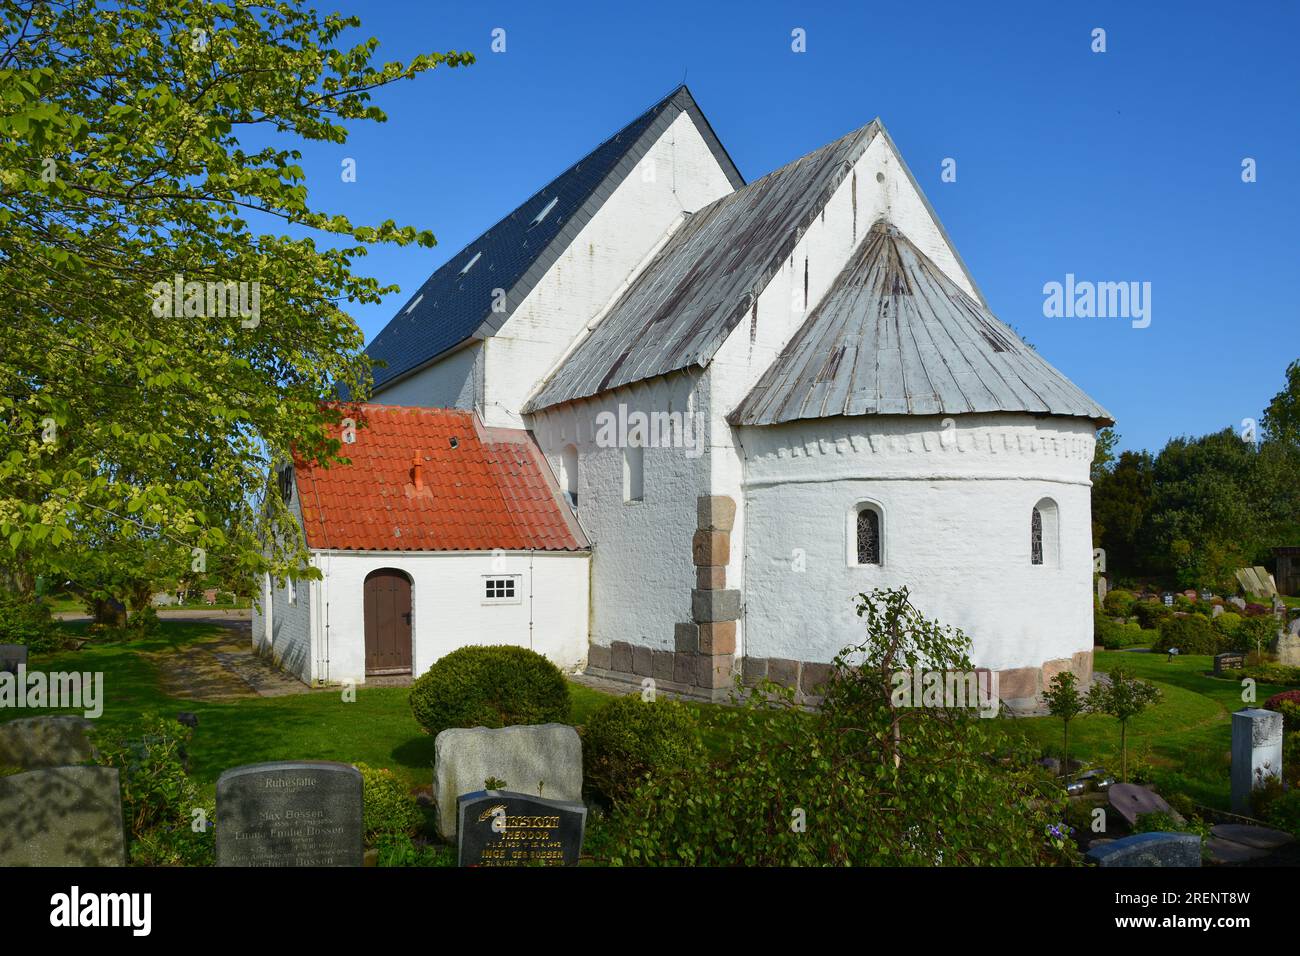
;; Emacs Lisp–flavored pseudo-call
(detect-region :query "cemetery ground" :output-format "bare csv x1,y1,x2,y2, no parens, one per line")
4,618,1299,865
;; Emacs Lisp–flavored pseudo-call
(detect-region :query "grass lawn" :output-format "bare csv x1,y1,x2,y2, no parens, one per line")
6,621,619,800
1000,649,1297,809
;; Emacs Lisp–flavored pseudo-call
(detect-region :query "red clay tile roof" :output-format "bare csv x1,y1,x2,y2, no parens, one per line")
294,405,587,552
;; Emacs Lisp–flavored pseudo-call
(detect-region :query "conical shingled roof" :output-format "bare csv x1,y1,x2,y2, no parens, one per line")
364,86,743,394
730,221,1112,426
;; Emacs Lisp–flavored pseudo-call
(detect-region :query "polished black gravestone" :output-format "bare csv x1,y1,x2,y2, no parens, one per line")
216,761,362,867
457,790,586,867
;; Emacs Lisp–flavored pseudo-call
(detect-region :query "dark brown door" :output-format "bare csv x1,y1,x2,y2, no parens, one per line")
364,570,412,675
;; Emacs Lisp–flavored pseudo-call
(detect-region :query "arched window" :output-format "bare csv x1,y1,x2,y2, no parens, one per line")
848,502,883,566
560,444,579,510
623,442,644,503
1031,498,1060,568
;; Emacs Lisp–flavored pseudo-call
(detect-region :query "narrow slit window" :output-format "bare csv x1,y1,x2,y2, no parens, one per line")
856,507,881,565
1031,508,1044,566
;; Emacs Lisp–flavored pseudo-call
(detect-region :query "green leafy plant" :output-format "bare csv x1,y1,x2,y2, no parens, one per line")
0,591,59,650
1103,589,1136,619
408,645,570,738
601,587,1074,866
94,717,214,866
1153,615,1221,655
1086,669,1162,782
581,695,704,806
1041,672,1085,777
354,763,422,842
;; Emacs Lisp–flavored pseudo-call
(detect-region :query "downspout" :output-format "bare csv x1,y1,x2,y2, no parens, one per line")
528,549,535,651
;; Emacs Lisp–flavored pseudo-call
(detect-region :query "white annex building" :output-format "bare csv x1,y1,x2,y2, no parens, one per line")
253,86,1112,706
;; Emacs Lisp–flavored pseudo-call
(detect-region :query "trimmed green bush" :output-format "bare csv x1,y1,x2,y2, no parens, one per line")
409,645,570,738
582,695,704,806
355,763,422,841
0,592,59,650
1236,615,1280,653
1103,589,1136,619
1213,611,1243,636
1153,615,1221,655
1132,600,1172,630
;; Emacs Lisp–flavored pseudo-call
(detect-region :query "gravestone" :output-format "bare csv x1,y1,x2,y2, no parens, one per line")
0,716,96,769
1162,593,1174,607
1213,652,1246,675
1108,783,1175,827
0,644,26,674
1252,566,1277,597
1086,832,1201,867
1236,568,1263,596
1212,604,1225,618
215,761,363,867
0,766,126,866
1230,709,1283,814
456,790,587,867
1278,630,1300,667
433,723,582,840
1199,591,1213,602
1229,596,1247,611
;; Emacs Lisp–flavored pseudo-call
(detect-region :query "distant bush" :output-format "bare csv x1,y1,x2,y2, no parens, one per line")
1213,611,1243,636
355,763,422,841
1153,615,1221,655
1244,603,1270,617
1132,601,1172,630
0,592,59,650
1265,691,1300,734
581,696,704,807
1097,618,1149,650
1235,616,1280,652
409,645,570,738
1103,590,1136,618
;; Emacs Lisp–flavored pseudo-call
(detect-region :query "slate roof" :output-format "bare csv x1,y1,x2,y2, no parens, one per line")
364,86,743,395
294,405,587,552
729,221,1113,426
523,121,884,413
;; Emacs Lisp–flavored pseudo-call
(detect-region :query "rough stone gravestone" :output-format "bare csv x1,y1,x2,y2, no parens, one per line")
433,723,582,840
0,715,96,769
1278,630,1300,667
1229,595,1247,611
1213,652,1246,675
1252,566,1278,597
1086,832,1201,867
0,644,26,674
1212,604,1225,618
1231,709,1284,814
1108,783,1175,827
456,790,586,867
215,761,363,867
0,766,126,866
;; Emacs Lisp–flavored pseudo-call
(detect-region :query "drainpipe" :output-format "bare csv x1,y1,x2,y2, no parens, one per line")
529,549,535,651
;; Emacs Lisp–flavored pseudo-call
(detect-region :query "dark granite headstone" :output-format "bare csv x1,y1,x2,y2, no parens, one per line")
0,644,26,674
1214,652,1246,675
0,766,126,866
216,761,362,867
1162,593,1174,607
457,790,586,867
1086,832,1201,867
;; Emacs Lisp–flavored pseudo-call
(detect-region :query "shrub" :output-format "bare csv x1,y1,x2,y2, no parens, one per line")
1265,691,1300,733
1103,590,1136,618
1132,601,1172,630
94,717,214,866
372,832,452,867
409,645,570,738
1236,616,1280,653
1213,611,1243,636
581,696,704,806
1153,615,1221,655
1096,618,1147,650
0,592,59,650
1133,810,1181,833
355,763,422,841
601,587,1074,866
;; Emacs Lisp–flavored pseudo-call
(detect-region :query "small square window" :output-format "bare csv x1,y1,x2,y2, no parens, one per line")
483,576,521,604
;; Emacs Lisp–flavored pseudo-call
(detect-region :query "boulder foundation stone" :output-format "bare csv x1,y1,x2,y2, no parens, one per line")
1231,708,1284,814
433,723,582,840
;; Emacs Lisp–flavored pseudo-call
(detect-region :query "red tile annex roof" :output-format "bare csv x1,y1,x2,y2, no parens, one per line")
294,405,587,552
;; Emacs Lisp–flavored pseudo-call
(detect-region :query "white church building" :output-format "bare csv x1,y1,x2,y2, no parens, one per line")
253,86,1111,707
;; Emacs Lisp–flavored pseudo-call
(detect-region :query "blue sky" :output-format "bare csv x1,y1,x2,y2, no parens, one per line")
286,0,1299,453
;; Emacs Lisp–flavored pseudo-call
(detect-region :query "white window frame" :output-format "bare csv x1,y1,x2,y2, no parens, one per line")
482,574,523,605
846,499,886,567
1031,497,1061,569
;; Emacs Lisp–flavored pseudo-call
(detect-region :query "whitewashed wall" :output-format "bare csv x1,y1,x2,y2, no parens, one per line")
528,372,706,652
306,549,590,684
371,340,482,408
738,413,1097,672
483,112,736,428
251,474,314,683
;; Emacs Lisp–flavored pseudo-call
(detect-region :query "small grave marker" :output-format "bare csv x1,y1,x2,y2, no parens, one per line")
456,790,586,867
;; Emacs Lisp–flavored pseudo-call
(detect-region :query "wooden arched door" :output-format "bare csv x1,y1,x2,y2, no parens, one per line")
363,569,413,675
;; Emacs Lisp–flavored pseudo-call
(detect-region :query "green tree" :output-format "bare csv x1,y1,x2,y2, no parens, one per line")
1041,671,1085,778
1262,359,1300,448
0,1,472,602
1086,669,1161,782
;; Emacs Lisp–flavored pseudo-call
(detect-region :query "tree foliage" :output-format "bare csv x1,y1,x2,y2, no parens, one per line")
0,1,472,602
